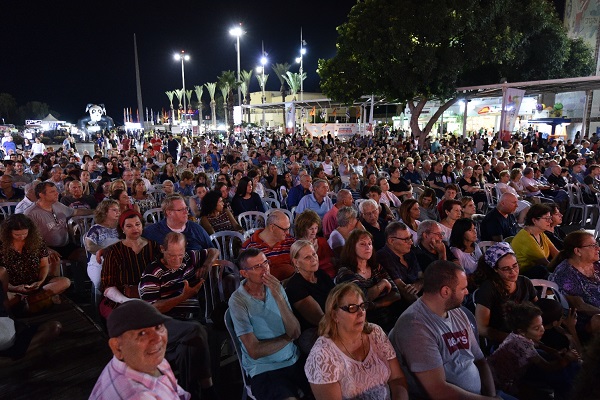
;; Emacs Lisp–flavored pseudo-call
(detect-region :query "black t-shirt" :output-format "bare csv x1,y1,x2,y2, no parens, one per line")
285,270,334,331
480,208,518,241
388,178,410,194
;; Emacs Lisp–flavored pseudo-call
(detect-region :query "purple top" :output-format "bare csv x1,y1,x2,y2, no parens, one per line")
550,259,600,308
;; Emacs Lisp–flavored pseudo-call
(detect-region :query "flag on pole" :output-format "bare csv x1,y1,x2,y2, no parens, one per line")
309,106,315,116
345,109,350,119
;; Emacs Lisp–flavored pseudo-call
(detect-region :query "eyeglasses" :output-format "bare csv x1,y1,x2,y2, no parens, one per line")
537,216,553,222
338,301,372,313
390,236,413,242
497,264,519,273
171,207,189,213
245,259,270,271
579,243,600,249
273,223,290,232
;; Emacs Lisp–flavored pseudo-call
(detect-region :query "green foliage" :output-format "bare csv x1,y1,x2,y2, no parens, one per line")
0,93,17,122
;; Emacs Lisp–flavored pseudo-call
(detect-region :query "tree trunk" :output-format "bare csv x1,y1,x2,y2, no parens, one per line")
409,97,460,147
211,101,216,128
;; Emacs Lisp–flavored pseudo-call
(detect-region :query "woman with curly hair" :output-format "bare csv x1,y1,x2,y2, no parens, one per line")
0,214,71,313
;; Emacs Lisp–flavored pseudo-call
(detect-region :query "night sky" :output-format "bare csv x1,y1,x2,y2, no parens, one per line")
1,0,357,123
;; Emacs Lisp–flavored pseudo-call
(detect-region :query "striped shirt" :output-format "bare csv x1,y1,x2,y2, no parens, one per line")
139,250,207,318
101,240,161,292
90,356,189,400
242,229,295,281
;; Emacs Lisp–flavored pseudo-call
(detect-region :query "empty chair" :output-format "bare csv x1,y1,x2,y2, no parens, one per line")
67,215,96,247
0,201,18,221
530,279,570,311
262,198,280,210
237,211,266,231
143,207,164,224
210,230,244,262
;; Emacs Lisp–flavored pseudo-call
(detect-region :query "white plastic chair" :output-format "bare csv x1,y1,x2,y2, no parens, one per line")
237,211,266,231
67,215,96,247
478,241,496,254
224,309,257,400
0,201,18,220
262,198,280,210
143,208,164,223
210,231,244,262
531,279,570,311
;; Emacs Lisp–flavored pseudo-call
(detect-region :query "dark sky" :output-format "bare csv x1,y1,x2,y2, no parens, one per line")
1,0,357,123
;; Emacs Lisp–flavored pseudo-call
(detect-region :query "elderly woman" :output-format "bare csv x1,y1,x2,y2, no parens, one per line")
398,199,420,243
294,210,336,278
335,230,403,332
99,209,161,318
417,188,438,222
449,218,482,275
550,231,600,336
305,282,409,400
285,240,335,354
0,214,70,313
510,204,559,279
199,190,243,235
473,243,538,346
327,206,361,255
84,199,121,289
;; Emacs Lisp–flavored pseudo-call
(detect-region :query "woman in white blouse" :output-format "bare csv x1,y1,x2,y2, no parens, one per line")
305,282,408,400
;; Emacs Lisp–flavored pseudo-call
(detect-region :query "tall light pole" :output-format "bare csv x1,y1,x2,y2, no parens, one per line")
229,25,244,110
257,49,268,132
295,28,307,102
174,50,190,126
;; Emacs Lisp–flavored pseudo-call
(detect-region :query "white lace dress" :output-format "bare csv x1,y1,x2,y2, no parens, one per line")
305,324,396,400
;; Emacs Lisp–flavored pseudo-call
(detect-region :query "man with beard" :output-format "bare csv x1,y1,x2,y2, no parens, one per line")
390,261,500,399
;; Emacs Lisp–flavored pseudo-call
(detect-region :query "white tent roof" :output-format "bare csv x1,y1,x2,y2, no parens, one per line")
42,113,60,122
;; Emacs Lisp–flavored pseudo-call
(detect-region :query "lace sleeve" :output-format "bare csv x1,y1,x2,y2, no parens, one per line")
304,337,341,384
370,324,396,361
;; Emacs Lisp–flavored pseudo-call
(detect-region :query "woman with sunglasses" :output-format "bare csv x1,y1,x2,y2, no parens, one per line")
335,230,403,332
510,204,559,279
305,282,408,400
550,231,600,337
473,243,538,348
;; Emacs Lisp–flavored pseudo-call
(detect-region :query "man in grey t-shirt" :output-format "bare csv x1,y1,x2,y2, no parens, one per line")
390,260,501,399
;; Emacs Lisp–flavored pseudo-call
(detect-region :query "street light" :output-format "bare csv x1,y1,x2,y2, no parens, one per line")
173,50,190,126
229,24,244,110
256,53,268,132
295,28,307,102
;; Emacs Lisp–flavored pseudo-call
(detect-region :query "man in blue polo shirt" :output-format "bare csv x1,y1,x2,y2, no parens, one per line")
294,178,333,219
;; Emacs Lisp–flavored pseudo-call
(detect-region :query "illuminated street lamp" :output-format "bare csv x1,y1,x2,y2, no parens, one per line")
295,28,307,102
229,24,244,110
256,52,268,132
173,50,190,125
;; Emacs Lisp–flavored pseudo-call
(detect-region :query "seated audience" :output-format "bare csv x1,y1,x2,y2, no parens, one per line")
322,189,354,238
295,178,333,220
294,210,336,278
199,190,243,235
231,176,266,217
479,193,519,242
359,199,388,251
449,218,482,275
417,187,439,222
438,199,462,240
413,220,455,271
327,206,361,256
398,199,420,243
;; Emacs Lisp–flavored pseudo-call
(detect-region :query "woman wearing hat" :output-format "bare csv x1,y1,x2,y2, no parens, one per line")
99,209,161,318
473,242,538,347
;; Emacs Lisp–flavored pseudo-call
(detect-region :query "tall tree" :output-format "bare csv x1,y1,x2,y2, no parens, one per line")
241,69,254,123
272,63,290,102
218,70,237,131
0,93,17,123
318,0,594,146
282,71,306,101
194,85,204,122
205,82,217,128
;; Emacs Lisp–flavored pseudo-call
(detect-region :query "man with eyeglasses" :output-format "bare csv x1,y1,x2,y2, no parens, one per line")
286,173,312,209
143,194,213,251
0,174,24,201
242,210,296,281
359,199,388,251
391,260,501,399
414,220,456,272
377,222,422,305
228,248,309,400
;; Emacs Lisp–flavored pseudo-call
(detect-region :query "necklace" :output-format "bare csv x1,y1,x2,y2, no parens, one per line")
340,333,364,362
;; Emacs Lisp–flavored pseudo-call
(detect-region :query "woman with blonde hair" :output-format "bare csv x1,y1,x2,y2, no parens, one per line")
305,282,408,400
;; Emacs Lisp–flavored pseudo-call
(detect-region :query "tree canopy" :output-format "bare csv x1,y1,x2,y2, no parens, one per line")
318,0,595,142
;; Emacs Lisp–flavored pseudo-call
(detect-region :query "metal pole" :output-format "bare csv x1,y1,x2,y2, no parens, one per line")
181,55,186,127
300,29,304,102
236,36,242,108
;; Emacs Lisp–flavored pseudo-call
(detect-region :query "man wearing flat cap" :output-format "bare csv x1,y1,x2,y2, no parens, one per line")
90,299,190,400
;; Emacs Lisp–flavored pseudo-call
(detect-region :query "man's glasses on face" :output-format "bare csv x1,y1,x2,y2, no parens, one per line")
244,259,270,272
273,223,290,233
427,231,445,239
391,236,413,243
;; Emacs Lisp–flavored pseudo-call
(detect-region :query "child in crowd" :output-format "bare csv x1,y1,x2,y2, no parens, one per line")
537,298,582,355
487,301,580,399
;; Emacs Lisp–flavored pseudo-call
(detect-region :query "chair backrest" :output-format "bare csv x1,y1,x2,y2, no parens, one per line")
143,207,164,224
483,184,497,208
237,211,266,231
68,215,95,247
262,198,280,210
565,184,581,205
530,279,569,311
243,228,259,240
264,189,278,201
148,183,164,193
210,230,244,262
202,260,240,324
265,207,295,225
0,201,18,220
478,241,496,254
224,308,256,400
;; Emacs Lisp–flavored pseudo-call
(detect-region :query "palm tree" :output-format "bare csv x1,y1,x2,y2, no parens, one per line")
282,71,305,101
272,63,290,102
218,70,237,131
165,91,175,120
185,90,193,112
174,89,184,121
205,82,217,128
240,69,253,124
194,85,204,123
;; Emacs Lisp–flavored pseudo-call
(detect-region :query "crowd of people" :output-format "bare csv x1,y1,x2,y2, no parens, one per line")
1,126,600,399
